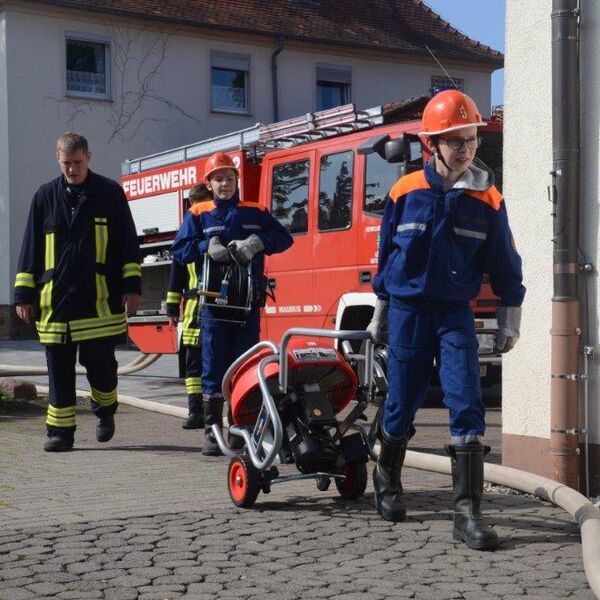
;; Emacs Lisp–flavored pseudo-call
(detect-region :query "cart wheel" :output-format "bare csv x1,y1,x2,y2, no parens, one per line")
335,462,368,500
316,475,331,491
228,456,261,508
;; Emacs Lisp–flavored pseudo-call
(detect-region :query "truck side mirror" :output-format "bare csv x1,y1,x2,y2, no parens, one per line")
357,133,423,170
383,138,410,163
357,135,390,157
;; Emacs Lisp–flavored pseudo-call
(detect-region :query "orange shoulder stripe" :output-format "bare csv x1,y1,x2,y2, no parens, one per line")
465,186,503,211
238,200,266,212
389,170,429,202
189,200,215,215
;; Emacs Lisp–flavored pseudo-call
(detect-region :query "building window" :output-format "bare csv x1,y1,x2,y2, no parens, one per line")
430,75,465,94
316,64,351,111
211,51,250,113
318,150,353,231
271,159,310,235
66,36,110,99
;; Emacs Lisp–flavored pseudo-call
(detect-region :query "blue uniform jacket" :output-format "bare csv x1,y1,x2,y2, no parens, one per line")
373,159,525,307
170,192,293,281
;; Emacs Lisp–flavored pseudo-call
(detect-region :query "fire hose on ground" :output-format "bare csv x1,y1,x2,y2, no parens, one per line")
0,352,161,376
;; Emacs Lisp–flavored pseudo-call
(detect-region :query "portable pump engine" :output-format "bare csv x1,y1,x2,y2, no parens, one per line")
280,381,368,475
210,328,379,508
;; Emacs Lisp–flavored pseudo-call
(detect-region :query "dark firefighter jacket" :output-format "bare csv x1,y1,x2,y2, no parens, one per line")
373,159,525,308
14,171,141,344
165,258,201,347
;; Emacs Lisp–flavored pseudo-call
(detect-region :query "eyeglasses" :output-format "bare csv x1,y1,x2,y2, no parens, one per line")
439,136,482,151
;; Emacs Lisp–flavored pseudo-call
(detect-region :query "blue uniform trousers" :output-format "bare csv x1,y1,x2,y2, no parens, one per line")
383,299,484,439
201,307,261,396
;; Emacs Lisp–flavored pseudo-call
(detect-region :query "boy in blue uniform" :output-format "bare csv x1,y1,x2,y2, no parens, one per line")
367,90,525,550
171,152,293,455
166,183,212,429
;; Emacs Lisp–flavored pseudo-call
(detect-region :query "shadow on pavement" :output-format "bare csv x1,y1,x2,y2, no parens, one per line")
122,375,182,382
255,489,581,546
257,496,374,515
0,400,45,420
75,444,203,453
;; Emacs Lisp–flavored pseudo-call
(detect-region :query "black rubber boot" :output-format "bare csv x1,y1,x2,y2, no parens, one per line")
182,394,204,430
44,435,74,452
96,414,115,442
373,429,408,522
202,395,224,457
446,443,499,550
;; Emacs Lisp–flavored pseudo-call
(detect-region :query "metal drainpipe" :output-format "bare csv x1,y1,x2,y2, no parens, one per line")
549,0,581,489
271,34,285,123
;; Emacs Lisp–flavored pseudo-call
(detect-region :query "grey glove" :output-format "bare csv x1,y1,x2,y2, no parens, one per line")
227,234,264,265
207,236,232,264
494,306,522,353
366,299,389,344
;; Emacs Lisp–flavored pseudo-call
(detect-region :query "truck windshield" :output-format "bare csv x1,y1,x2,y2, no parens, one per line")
363,153,406,217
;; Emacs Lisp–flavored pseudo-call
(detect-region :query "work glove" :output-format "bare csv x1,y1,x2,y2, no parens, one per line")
207,236,232,264
494,306,522,353
366,299,389,344
227,234,264,265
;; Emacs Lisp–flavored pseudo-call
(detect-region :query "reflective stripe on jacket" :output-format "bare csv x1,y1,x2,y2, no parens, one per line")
373,160,525,307
14,171,141,344
165,258,201,347
170,192,293,282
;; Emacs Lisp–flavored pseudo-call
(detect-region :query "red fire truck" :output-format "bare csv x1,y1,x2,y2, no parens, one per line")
121,97,503,381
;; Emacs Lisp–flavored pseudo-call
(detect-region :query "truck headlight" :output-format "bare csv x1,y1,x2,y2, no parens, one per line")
477,333,495,355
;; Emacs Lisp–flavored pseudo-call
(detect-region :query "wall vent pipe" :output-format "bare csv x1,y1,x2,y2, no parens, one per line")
271,34,285,123
549,0,581,489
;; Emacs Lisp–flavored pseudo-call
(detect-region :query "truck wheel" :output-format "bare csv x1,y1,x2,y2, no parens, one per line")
335,462,368,500
228,456,261,508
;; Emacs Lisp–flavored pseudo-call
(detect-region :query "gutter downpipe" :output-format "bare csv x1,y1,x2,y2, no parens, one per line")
271,34,285,123
549,0,582,489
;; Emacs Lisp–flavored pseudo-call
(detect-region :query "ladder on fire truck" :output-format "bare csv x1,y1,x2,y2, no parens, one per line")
122,103,386,176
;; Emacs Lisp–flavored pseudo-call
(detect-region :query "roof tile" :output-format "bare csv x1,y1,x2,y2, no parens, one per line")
34,0,503,66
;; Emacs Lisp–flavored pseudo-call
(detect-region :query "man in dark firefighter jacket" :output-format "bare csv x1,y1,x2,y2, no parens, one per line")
14,132,141,452
165,184,211,430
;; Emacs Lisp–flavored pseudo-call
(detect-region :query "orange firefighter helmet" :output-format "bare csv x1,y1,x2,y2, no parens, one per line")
203,152,239,182
418,90,486,137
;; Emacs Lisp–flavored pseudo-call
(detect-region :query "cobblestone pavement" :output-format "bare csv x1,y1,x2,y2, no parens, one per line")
0,342,594,599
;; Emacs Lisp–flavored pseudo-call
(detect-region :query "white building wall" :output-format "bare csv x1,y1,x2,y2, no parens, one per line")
504,1,600,450
0,1,496,309
503,2,553,439
0,14,9,312
276,47,492,121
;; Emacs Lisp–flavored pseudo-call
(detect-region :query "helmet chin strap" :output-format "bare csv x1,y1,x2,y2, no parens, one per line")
431,137,454,172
